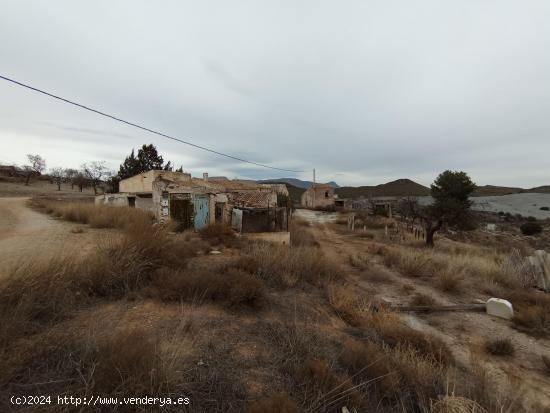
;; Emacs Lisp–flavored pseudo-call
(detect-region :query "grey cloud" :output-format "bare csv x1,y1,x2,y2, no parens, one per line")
1,0,549,187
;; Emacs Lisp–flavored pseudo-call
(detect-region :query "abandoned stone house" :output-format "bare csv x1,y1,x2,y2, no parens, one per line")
300,184,335,208
95,170,289,239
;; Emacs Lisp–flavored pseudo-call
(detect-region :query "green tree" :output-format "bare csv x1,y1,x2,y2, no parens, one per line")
425,170,477,246
118,148,141,180
118,144,173,180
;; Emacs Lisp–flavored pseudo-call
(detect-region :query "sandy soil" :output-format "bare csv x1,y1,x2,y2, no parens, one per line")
0,197,110,273
297,211,550,411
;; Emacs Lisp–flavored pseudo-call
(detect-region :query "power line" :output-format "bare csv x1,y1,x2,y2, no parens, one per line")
0,74,307,173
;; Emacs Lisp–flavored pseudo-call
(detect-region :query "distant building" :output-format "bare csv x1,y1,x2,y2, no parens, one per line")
300,184,335,208
95,170,289,242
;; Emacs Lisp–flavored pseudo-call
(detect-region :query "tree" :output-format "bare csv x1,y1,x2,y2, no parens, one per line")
424,170,477,247
136,144,165,172
49,167,65,191
23,154,46,185
82,161,108,195
74,172,88,192
118,144,174,180
64,168,79,189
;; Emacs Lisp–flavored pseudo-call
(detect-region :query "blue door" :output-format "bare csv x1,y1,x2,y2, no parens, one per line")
193,196,209,230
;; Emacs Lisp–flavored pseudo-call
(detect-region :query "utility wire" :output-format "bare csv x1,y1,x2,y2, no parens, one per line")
0,74,306,173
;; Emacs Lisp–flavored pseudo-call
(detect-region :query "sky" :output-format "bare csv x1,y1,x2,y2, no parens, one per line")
1,1,549,187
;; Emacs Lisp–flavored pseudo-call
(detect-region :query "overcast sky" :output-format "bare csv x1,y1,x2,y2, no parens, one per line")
1,1,549,187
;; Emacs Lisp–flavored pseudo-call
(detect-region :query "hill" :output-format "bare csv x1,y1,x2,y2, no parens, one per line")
335,178,430,199
472,185,550,196
258,178,339,189
472,185,525,197
528,185,550,194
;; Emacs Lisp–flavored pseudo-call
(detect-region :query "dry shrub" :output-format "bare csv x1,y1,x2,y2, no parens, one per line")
506,290,550,336
296,359,360,412
354,231,375,239
363,265,393,283
151,267,264,308
410,294,437,307
484,338,514,357
290,219,319,247
30,198,153,230
327,283,365,326
430,395,487,413
439,271,462,293
199,223,238,247
0,257,82,344
542,355,550,374
348,253,369,269
91,327,167,394
382,247,438,277
248,393,298,413
243,243,341,287
340,339,398,395
340,338,447,412
365,311,453,366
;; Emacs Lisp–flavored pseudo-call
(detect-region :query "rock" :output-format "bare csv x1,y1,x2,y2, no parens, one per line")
486,223,496,231
210,250,221,255
486,298,514,320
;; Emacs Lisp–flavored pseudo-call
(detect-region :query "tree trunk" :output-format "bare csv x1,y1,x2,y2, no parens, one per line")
25,173,31,186
57,181,61,191
79,184,83,192
92,182,97,195
425,219,443,247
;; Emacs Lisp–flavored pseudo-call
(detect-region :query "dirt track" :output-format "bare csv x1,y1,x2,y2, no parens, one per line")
0,197,104,272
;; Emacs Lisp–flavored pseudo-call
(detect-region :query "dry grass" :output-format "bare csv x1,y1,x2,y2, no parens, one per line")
150,267,264,309
364,310,453,367
239,243,341,287
340,338,448,412
542,355,550,374
248,393,298,413
410,293,438,307
290,219,319,247
327,283,366,326
30,198,153,229
295,359,360,411
199,223,238,247
484,338,514,357
506,290,550,336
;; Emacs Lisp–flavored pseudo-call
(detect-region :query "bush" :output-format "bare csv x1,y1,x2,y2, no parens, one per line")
151,267,264,308
248,393,298,413
242,243,341,287
540,206,549,211
542,355,550,374
520,221,542,235
198,223,237,247
484,338,514,356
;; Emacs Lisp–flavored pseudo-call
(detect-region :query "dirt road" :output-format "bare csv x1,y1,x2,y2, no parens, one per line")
0,198,103,272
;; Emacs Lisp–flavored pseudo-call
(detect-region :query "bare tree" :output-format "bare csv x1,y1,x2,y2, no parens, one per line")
82,161,108,195
49,167,65,191
64,168,79,189
74,172,88,192
23,154,46,186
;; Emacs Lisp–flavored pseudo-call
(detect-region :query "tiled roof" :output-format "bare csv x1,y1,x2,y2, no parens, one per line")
230,191,273,208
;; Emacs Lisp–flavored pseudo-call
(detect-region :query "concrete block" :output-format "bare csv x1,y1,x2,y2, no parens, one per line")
486,298,514,320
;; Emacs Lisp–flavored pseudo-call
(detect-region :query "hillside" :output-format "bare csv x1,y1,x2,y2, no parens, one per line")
472,185,524,197
335,178,430,199
472,185,550,196
528,185,550,194
258,178,339,189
